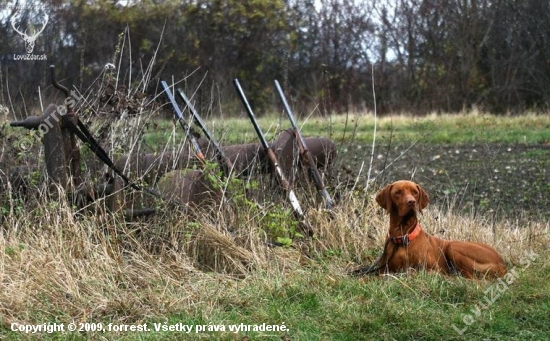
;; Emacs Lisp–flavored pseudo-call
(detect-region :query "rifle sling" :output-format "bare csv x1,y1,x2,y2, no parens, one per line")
62,116,163,199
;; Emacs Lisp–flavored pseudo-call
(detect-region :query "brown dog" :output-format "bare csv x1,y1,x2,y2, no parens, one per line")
354,180,507,278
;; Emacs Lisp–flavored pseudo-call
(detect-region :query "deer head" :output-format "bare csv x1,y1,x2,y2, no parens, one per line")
11,11,49,54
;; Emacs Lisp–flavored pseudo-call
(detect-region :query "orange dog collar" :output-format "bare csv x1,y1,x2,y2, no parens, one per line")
388,222,421,246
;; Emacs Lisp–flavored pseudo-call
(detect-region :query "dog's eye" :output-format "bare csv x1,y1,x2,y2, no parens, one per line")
394,190,402,196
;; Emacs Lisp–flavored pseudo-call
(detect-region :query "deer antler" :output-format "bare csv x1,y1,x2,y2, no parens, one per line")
29,13,49,40
10,11,49,53
10,15,27,38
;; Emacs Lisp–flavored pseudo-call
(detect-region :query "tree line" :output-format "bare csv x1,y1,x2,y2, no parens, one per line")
1,0,549,116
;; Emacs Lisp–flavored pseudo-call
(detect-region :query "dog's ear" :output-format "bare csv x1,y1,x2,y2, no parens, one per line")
376,184,393,213
417,184,429,211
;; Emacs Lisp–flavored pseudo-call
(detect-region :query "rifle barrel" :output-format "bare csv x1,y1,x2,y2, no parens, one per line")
233,79,271,150
273,80,309,148
162,80,233,207
274,80,334,209
160,81,206,164
10,116,43,129
176,89,233,173
233,79,304,217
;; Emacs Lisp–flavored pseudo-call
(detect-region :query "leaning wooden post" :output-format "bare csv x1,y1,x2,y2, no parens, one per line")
10,104,71,192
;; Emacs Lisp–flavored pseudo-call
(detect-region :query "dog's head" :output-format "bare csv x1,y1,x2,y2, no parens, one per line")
376,180,429,217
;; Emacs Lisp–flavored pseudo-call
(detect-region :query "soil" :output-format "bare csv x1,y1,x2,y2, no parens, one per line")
335,142,550,221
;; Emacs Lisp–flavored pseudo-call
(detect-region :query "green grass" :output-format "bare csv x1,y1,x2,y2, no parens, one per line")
10,111,547,148
189,263,550,341
293,111,550,144
3,258,549,340
140,112,550,147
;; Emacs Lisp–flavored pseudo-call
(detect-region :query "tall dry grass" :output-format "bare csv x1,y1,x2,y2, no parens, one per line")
1,178,548,327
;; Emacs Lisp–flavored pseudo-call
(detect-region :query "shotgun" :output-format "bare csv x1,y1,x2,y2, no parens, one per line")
233,79,312,234
161,81,208,167
274,80,334,209
162,81,232,208
176,89,234,177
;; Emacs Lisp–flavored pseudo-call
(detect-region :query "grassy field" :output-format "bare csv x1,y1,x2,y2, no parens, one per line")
142,111,550,146
1,112,550,340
